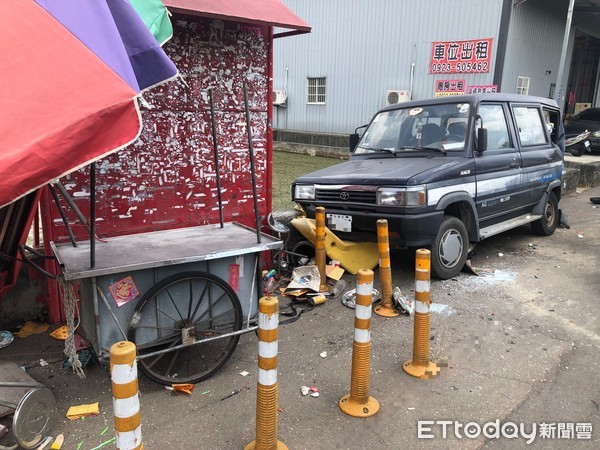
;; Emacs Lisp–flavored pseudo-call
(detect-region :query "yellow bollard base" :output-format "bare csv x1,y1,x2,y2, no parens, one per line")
373,304,400,317
402,360,440,379
339,394,380,418
245,440,288,450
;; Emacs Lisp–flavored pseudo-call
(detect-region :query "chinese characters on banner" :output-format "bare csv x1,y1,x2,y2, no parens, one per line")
467,85,498,94
431,38,493,74
435,79,466,97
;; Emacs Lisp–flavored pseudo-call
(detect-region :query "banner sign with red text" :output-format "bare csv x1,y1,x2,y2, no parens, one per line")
467,84,498,94
430,38,493,74
435,79,466,97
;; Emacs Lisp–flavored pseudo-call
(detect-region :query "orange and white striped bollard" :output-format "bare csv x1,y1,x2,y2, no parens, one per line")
315,206,329,292
245,296,287,450
403,249,440,379
110,341,142,449
373,219,400,317
339,269,380,418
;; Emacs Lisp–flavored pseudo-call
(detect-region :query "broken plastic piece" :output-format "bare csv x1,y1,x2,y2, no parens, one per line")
290,217,379,274
326,265,345,281
50,325,69,340
66,402,99,420
172,383,195,395
89,437,116,450
393,287,414,315
14,321,49,338
300,386,310,396
36,436,53,450
51,434,64,449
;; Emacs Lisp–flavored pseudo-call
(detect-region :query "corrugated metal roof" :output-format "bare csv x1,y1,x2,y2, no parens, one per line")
163,0,311,36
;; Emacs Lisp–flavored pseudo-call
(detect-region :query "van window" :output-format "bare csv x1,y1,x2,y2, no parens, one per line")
477,104,511,149
543,108,560,146
356,102,470,154
513,106,548,146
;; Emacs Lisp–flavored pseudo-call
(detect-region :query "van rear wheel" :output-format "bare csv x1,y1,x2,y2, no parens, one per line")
431,216,469,280
532,191,558,236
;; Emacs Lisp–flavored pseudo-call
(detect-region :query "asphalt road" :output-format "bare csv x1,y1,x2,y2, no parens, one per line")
1,186,599,449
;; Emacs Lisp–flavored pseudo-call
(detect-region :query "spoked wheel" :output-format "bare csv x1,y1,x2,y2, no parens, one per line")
127,271,243,385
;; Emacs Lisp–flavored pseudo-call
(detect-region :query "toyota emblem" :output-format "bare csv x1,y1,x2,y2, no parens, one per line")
340,192,350,200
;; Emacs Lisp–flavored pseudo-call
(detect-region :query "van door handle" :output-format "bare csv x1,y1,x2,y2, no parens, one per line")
510,162,519,168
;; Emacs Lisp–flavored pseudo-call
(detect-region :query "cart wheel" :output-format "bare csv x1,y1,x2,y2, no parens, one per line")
128,271,243,385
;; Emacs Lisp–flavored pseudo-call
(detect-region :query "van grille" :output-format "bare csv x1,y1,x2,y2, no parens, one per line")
315,189,377,204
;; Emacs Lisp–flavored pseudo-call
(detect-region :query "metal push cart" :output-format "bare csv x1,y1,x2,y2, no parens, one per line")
44,84,281,385
51,222,281,385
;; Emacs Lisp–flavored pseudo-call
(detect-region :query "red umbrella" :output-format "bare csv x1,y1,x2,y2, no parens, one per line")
0,0,176,209
0,0,177,296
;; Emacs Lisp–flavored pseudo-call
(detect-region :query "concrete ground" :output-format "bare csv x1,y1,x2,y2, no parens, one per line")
1,186,599,449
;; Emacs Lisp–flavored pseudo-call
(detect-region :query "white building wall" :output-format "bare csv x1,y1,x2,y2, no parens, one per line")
501,0,571,100
274,0,504,134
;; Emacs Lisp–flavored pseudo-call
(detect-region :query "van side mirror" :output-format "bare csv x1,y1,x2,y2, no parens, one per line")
477,128,488,152
349,133,360,151
349,124,369,152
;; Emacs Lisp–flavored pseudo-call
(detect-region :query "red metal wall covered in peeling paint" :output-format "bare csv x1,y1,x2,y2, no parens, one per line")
44,16,272,244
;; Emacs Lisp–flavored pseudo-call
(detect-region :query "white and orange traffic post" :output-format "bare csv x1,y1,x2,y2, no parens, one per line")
110,341,143,450
403,249,440,379
245,296,287,450
315,206,329,292
373,219,400,317
339,269,380,418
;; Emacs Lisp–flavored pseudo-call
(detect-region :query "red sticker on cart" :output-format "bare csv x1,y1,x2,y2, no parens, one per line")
229,264,240,293
108,276,140,307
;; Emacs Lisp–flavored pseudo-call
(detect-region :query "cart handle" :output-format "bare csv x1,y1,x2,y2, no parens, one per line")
18,244,57,279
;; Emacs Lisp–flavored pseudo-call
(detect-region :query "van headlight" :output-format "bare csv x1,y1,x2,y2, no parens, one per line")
294,184,315,200
377,186,427,207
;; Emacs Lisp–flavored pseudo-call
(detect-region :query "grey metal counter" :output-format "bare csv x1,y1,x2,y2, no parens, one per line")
51,222,281,281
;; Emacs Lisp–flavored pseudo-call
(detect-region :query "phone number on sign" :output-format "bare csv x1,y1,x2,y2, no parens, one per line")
431,61,489,73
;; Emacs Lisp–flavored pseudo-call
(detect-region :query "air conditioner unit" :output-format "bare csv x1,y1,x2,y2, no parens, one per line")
273,90,288,106
386,90,412,105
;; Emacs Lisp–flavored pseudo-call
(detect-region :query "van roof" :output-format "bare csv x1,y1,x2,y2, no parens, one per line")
382,93,560,112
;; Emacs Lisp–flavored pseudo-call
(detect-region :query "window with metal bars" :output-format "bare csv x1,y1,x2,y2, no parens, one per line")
307,77,326,104
516,76,530,95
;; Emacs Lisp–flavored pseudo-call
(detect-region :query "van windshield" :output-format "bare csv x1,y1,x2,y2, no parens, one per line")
355,102,471,155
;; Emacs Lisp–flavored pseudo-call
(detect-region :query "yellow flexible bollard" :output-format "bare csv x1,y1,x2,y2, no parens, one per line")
245,296,287,450
110,341,143,450
373,219,400,317
315,206,329,292
339,269,380,418
403,249,440,379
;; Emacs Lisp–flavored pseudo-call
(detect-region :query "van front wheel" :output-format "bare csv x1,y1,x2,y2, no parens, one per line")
431,216,469,280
